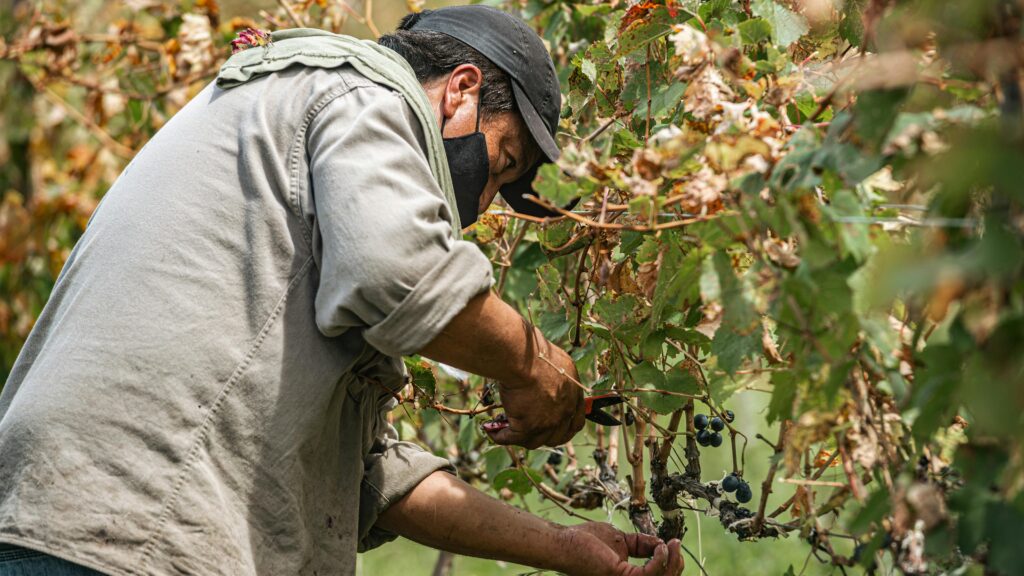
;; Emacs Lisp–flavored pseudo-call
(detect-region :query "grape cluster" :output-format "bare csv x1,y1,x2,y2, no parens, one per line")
694,410,734,448
547,447,564,468
721,472,753,503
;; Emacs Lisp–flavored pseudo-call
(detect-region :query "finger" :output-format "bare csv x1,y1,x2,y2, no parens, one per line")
481,419,510,434
552,394,587,446
569,392,587,433
665,539,684,575
625,532,663,558
486,425,542,449
640,543,669,576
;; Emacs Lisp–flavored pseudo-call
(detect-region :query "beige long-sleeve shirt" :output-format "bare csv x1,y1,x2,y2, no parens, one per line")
0,64,492,575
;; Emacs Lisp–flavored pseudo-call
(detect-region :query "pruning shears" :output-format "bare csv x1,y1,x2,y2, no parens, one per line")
480,392,627,434
585,393,625,426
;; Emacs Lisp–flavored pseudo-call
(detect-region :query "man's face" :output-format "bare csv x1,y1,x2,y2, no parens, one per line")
424,65,541,215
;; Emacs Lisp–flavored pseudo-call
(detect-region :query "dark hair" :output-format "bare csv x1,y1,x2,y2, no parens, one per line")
378,11,515,118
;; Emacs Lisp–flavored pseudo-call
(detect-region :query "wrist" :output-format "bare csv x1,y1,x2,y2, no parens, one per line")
531,523,575,573
504,325,552,388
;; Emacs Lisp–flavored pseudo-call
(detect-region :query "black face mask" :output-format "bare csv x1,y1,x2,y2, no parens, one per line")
441,98,490,227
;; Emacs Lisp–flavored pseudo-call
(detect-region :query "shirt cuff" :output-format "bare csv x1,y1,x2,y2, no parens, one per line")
357,429,456,552
362,241,493,357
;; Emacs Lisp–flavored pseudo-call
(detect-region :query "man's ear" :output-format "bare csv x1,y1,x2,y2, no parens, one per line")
440,64,483,122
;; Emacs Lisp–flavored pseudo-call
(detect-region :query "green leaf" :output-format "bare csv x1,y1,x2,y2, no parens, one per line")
642,329,668,360
581,58,597,83
651,248,702,328
839,0,866,46
458,416,479,454
630,361,686,414
909,344,961,441
826,189,873,262
574,4,610,17
711,327,761,377
532,163,578,205
849,488,891,534
403,357,436,398
985,500,1024,575
709,252,761,375
617,7,689,55
592,293,641,329
527,449,551,470
538,219,576,252
483,446,512,482
738,18,772,45
632,82,686,121
768,371,797,424
538,310,572,342
492,468,543,495
853,89,911,152
504,243,548,301
650,375,695,413
751,0,809,48
689,213,746,249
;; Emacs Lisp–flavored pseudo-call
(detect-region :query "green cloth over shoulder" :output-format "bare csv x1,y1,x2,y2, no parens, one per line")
217,28,461,233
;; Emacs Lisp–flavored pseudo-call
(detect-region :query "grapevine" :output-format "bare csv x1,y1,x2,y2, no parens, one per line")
2,0,1023,574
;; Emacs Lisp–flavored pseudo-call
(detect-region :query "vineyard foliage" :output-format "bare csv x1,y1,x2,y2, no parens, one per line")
2,0,1024,574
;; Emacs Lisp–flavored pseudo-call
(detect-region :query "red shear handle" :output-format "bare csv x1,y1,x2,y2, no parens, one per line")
585,393,622,414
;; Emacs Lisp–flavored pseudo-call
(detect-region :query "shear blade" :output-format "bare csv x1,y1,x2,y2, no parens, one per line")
586,409,622,426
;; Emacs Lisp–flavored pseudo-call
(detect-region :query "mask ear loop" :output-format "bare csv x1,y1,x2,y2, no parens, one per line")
474,93,482,133
438,88,483,136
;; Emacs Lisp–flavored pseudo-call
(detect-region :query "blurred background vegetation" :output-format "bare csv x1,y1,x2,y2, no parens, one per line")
3,0,1024,575
0,1,818,574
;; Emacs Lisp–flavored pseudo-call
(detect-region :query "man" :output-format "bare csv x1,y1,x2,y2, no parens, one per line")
0,5,683,575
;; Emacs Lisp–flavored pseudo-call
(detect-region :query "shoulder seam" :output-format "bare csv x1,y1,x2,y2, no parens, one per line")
286,75,375,242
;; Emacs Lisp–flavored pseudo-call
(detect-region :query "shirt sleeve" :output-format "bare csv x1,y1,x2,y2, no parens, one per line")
356,422,456,552
306,82,493,357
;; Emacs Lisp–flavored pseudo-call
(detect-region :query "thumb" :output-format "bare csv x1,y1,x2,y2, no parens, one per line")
625,532,664,558
483,419,540,448
485,425,522,446
638,543,669,576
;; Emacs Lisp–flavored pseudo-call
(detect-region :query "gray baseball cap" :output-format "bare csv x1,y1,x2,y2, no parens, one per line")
403,5,563,217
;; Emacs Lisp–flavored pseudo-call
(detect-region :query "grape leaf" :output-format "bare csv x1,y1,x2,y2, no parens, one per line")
751,0,809,48
492,468,543,495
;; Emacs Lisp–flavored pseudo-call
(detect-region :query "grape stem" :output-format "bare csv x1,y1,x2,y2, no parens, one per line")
750,421,789,535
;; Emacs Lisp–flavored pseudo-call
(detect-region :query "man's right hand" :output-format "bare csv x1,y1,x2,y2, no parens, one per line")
419,290,586,449
483,330,585,449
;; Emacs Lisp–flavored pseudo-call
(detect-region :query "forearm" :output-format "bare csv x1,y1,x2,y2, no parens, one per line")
417,289,543,385
376,470,569,572
418,289,584,448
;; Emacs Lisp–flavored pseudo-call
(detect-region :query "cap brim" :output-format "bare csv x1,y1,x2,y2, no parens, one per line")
499,162,551,216
499,81,564,217
512,81,560,163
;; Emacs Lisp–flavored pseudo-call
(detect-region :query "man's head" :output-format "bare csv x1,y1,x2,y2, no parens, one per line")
378,6,562,225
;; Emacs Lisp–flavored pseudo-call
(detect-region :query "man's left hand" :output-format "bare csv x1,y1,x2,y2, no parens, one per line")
555,522,685,576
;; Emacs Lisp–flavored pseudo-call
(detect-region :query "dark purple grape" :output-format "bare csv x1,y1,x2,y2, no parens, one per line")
694,414,709,430
736,481,753,503
696,429,712,446
710,431,723,447
723,410,735,423
710,416,725,432
721,474,740,493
